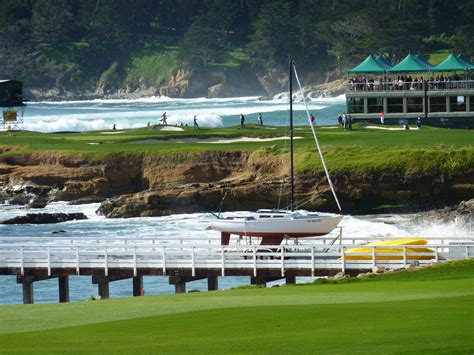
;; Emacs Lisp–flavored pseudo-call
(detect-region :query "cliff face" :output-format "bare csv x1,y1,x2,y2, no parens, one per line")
1,151,473,217
27,66,268,101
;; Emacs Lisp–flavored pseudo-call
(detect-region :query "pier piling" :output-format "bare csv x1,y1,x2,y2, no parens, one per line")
285,276,296,285
58,276,69,303
132,276,143,297
98,282,109,299
175,282,186,293
22,281,34,304
207,276,218,291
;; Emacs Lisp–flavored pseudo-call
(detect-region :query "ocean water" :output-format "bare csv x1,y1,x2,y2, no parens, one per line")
23,93,346,132
0,202,471,304
1,95,471,304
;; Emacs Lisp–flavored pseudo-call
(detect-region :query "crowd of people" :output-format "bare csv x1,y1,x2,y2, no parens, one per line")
337,113,353,130
112,110,428,132
348,74,465,91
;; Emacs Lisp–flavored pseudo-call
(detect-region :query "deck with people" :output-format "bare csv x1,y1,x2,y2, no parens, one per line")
345,53,473,126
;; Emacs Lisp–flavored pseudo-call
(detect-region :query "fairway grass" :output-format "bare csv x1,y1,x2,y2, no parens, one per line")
0,260,473,353
1,124,473,174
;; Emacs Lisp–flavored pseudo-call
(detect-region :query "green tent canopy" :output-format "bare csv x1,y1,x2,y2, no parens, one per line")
388,54,432,73
456,54,473,70
432,53,470,72
348,55,386,74
375,55,392,70
414,54,434,71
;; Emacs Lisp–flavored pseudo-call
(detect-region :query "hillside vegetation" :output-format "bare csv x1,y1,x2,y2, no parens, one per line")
1,0,472,97
0,259,473,353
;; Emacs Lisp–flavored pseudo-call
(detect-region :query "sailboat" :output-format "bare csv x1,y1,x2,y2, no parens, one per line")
209,60,343,245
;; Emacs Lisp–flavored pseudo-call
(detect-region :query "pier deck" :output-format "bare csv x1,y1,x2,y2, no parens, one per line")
0,236,472,303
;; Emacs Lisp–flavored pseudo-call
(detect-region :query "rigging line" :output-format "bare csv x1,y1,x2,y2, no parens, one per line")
277,96,290,210
283,190,320,211
292,63,342,212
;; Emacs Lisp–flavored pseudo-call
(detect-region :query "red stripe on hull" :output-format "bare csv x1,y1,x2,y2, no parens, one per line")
233,232,327,238
220,232,327,245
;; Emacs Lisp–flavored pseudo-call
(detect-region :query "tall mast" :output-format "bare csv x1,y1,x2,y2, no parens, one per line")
289,59,295,211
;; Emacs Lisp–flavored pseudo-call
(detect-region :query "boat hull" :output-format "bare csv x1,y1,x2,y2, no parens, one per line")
210,215,343,245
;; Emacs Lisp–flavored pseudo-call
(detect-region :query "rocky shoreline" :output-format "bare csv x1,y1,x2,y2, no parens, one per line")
25,68,347,102
1,151,473,219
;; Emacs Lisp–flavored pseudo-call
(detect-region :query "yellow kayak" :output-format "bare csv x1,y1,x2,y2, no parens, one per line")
344,238,434,260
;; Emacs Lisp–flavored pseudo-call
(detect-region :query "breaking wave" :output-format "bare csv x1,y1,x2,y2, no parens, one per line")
23,94,343,132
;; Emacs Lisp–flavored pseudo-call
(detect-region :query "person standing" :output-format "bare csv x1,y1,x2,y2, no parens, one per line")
338,113,343,127
257,113,263,126
380,110,385,126
240,113,245,128
193,115,199,130
342,112,347,130
348,114,353,131
310,113,315,125
113,124,116,130
159,112,168,125
416,117,421,130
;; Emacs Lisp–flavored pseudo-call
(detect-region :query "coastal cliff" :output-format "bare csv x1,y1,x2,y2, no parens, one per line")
1,150,472,217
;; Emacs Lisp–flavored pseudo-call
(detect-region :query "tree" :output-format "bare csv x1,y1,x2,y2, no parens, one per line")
178,15,225,68
247,0,298,70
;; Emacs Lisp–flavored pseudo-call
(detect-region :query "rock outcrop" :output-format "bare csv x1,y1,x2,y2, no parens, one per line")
411,199,474,229
2,212,87,225
1,151,473,218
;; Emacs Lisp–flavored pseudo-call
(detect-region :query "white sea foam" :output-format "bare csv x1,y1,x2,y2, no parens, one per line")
1,203,471,304
24,99,331,132
30,95,262,105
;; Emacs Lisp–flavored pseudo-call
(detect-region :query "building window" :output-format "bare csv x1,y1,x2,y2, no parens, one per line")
367,97,383,113
429,97,446,112
407,97,423,113
450,96,466,112
347,97,364,113
387,98,403,113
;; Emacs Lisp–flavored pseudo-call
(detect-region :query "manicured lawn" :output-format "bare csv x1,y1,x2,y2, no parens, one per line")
1,124,473,174
0,260,473,353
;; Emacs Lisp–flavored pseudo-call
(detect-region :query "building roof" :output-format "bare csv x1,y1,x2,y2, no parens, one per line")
348,55,386,74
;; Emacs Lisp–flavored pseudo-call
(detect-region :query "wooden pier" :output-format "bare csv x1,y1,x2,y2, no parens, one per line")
0,235,472,304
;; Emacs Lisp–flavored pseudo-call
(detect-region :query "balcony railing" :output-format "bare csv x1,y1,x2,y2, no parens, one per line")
347,80,474,92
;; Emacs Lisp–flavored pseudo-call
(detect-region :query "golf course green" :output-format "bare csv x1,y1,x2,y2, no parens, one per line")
1,123,473,175
0,260,472,353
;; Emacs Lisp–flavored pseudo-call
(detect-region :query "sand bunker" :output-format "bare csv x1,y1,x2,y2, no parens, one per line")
154,126,184,132
128,136,303,144
362,125,410,131
99,131,125,135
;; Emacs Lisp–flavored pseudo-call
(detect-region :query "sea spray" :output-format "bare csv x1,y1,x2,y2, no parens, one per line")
1,202,472,304
23,95,345,132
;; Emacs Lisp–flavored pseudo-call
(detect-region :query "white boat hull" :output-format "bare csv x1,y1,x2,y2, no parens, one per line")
209,213,343,245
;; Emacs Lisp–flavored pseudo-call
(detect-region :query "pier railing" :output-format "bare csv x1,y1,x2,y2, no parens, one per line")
1,238,472,277
347,79,474,92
